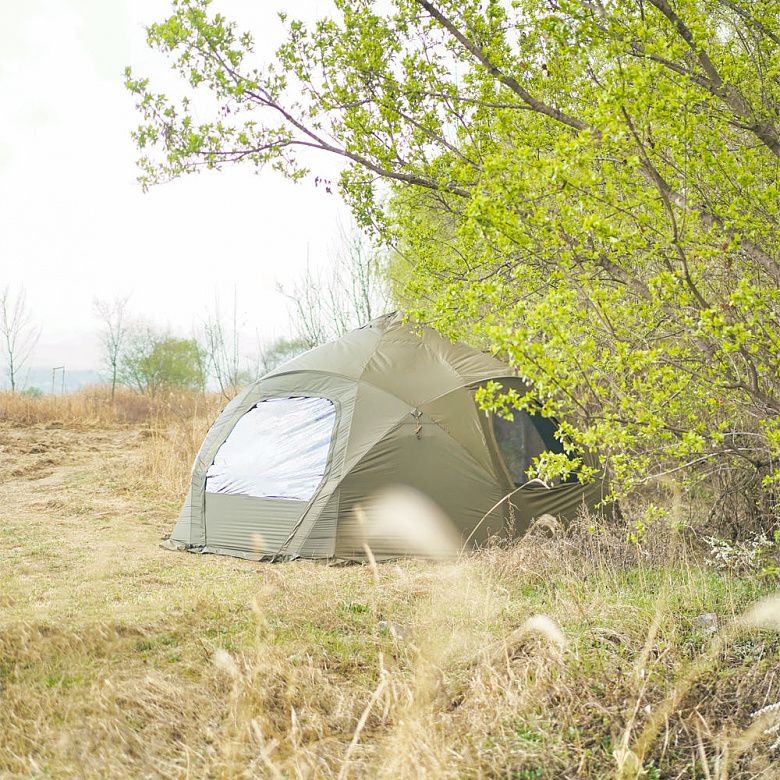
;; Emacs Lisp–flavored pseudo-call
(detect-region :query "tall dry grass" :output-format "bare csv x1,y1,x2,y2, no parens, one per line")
160,520,780,780
2,507,779,778
0,386,224,499
129,410,218,499
0,386,223,428
2,393,780,778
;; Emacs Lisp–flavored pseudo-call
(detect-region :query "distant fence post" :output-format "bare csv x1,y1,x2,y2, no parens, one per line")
51,366,65,395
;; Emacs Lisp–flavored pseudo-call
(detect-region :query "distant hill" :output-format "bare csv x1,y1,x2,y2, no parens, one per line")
0,368,105,394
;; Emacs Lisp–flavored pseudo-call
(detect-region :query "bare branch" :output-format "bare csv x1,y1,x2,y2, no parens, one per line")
0,286,41,393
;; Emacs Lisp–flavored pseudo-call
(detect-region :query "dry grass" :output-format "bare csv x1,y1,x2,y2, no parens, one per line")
0,386,223,428
1,396,780,779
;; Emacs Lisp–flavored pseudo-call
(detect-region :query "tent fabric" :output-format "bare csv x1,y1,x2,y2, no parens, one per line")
164,313,609,561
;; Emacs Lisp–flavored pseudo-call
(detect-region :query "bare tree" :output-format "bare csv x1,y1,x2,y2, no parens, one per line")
334,221,387,327
203,287,247,399
94,294,131,401
0,285,40,393
281,223,389,348
257,335,310,375
280,261,334,349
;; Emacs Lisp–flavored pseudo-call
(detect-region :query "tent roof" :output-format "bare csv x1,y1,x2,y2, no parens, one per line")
267,313,515,406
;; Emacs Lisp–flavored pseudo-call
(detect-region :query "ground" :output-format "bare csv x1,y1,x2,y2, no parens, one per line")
0,422,265,777
1,419,780,779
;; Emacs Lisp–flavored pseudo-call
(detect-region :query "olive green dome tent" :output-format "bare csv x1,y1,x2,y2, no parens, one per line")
164,314,606,561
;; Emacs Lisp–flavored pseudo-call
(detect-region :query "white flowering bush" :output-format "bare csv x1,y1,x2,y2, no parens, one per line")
704,532,777,574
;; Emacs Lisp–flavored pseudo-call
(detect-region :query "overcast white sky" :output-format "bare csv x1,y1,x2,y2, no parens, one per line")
0,0,345,382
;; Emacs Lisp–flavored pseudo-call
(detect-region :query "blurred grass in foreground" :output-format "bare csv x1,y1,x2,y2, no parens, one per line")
0,393,779,778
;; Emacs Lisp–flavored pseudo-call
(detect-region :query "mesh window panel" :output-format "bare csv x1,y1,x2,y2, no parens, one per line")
492,411,549,487
206,396,336,500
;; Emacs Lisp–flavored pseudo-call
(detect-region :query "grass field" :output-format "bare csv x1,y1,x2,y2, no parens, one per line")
1,392,780,778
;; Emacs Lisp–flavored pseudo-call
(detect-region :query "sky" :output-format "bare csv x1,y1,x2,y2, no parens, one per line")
0,0,345,386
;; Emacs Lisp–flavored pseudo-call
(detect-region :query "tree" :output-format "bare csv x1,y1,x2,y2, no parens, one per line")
127,1,780,514
258,335,309,375
203,288,248,399
0,285,40,393
94,294,131,401
120,325,206,395
281,222,389,348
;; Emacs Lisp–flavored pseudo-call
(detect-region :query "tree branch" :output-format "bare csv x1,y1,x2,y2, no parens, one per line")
412,0,596,136
646,0,780,159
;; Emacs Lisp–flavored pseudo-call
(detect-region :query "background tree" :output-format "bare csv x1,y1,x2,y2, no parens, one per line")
0,285,40,393
258,335,310,375
203,288,248,399
281,222,389,348
94,294,131,402
120,325,206,396
128,0,780,522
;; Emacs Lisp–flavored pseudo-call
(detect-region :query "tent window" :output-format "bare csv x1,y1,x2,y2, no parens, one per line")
206,396,336,501
492,411,555,487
